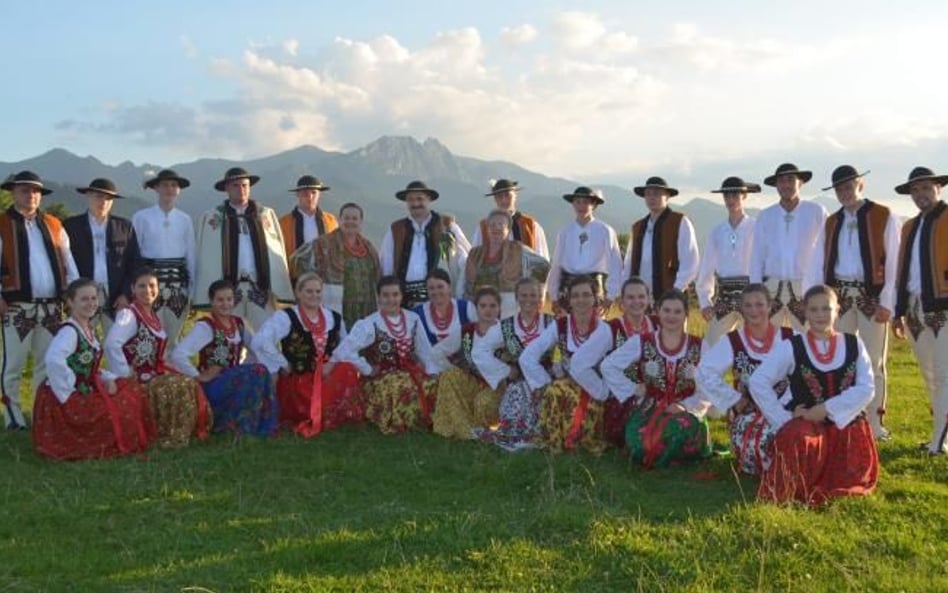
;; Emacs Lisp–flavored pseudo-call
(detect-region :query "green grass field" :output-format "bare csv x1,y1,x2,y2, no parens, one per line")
2,337,946,592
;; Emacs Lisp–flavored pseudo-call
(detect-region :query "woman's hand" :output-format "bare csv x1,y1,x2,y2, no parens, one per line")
802,404,828,423
665,402,686,415
104,379,118,395
322,361,336,377
198,366,223,383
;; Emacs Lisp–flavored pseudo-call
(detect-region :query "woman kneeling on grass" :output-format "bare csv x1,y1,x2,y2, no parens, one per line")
106,268,211,448
695,283,793,475
170,279,278,437
601,288,710,468
332,275,441,434
33,278,152,460
470,277,554,451
750,284,878,506
519,275,612,454
251,272,361,437
431,286,504,439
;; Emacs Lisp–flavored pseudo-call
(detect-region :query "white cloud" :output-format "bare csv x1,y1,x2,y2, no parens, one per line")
283,38,299,57
180,34,198,60
553,11,607,51
500,24,538,48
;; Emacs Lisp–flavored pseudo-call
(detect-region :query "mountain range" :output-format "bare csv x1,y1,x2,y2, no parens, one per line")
0,136,847,249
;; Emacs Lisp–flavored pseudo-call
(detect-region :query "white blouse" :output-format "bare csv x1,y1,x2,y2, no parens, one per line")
332,310,440,376
104,307,167,379
45,320,116,403
472,315,553,390
694,329,791,412
518,317,613,401
748,334,874,430
170,318,254,378
249,306,346,374
600,334,707,415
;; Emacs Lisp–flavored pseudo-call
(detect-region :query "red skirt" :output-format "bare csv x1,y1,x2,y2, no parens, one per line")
603,398,637,448
759,416,879,506
276,362,363,436
32,379,152,461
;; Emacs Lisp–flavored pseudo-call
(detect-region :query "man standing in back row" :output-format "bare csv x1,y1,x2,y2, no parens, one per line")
471,179,549,259
750,163,827,330
807,166,900,441
279,175,337,280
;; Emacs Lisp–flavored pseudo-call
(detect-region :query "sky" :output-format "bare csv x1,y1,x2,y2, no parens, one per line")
3,0,948,215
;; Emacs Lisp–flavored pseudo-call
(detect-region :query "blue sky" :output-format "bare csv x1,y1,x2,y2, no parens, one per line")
3,1,947,213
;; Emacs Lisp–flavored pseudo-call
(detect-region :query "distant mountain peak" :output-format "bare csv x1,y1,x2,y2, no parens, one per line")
352,135,461,179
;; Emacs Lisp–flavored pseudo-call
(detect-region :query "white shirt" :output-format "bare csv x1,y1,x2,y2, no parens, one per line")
331,310,440,376
170,317,254,378
230,203,258,281
694,327,791,412
518,317,613,400
471,213,550,259
295,207,320,244
88,213,110,290
249,306,345,374
806,202,902,312
0,217,80,299
600,334,708,415
750,199,827,282
45,320,117,403
748,334,874,430
547,218,624,300
904,205,944,298
623,212,701,295
379,214,470,284
104,307,167,379
471,315,553,389
131,205,197,289
695,215,756,308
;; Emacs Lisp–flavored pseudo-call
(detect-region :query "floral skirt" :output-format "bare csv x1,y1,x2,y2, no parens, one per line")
32,379,152,461
432,369,500,440
730,409,778,476
625,401,711,468
539,378,605,454
759,416,878,506
146,373,212,448
473,379,542,451
361,369,438,435
203,363,278,436
276,362,363,436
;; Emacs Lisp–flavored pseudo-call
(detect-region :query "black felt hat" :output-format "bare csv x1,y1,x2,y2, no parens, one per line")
562,186,605,205
894,166,948,195
76,177,124,199
711,176,761,194
214,167,260,192
822,165,869,191
763,163,812,186
485,179,520,196
395,180,439,201
633,176,679,197
144,169,190,190
1,170,52,195
289,175,330,192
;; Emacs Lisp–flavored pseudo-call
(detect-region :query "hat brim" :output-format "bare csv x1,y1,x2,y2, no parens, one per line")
214,175,260,192
1,180,52,195
76,187,124,199
289,185,330,192
563,194,605,205
633,185,679,197
711,183,761,194
396,189,439,201
821,171,869,192
895,175,948,195
485,186,521,196
763,171,812,186
144,176,190,190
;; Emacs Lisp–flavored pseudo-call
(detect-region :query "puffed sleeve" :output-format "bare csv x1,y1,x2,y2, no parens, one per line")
600,335,643,403
568,321,614,401
250,310,293,373
170,320,214,378
824,336,875,429
604,225,624,301
104,308,138,378
674,216,700,290
748,339,795,429
471,322,508,390
59,228,80,283
411,313,441,375
695,232,718,309
695,336,740,411
45,326,80,404
331,316,376,375
519,322,559,391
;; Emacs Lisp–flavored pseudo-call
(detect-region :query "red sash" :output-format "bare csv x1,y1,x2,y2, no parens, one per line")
564,390,590,450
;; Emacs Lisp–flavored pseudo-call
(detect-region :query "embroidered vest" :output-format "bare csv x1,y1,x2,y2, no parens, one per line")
415,299,472,345
635,333,702,402
824,200,890,295
727,327,793,399
280,208,338,256
478,211,538,251
122,309,167,382
360,321,420,373
279,308,342,373
390,212,451,281
197,317,245,370
62,323,103,396
785,334,859,410
629,208,683,296
447,322,480,375
896,201,948,315
497,314,553,367
0,208,68,301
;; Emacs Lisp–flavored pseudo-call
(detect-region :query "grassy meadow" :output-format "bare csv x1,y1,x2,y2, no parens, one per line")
1,332,946,592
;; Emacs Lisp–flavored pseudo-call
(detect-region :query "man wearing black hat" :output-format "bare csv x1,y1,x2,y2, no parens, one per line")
750,163,827,330
806,166,900,440
134,169,197,347
194,167,293,330
379,180,469,308
279,175,338,275
0,171,79,429
470,179,549,259
696,176,760,347
64,178,141,334
892,167,948,455
623,177,700,299
547,187,623,311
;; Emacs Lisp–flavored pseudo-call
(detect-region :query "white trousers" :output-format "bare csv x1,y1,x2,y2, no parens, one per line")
1,300,62,428
906,297,948,454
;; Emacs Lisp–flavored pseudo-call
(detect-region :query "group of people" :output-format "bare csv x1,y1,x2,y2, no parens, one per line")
0,159,944,508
